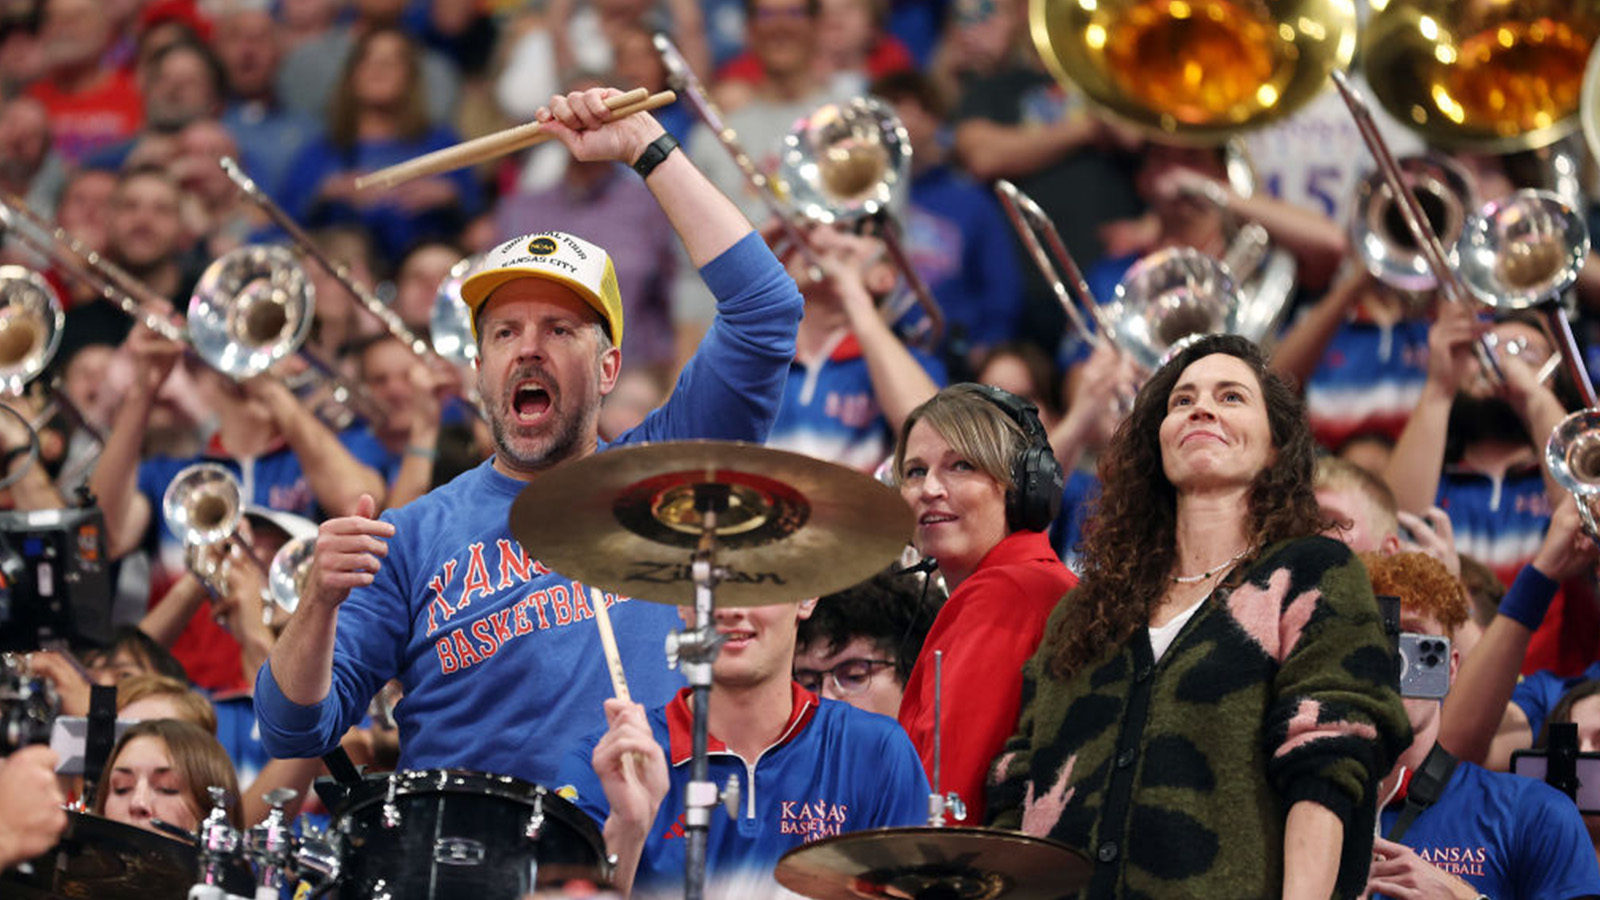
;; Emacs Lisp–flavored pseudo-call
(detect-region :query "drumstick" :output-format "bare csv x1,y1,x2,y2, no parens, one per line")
354,88,676,190
590,585,632,702
591,585,646,785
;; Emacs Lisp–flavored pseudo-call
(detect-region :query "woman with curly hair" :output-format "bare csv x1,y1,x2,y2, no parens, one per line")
987,334,1409,899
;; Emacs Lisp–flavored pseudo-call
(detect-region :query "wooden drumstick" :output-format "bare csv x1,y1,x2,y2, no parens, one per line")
590,585,646,784
353,88,677,190
590,584,632,702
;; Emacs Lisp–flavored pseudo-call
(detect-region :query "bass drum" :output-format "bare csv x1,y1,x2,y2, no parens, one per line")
329,769,608,899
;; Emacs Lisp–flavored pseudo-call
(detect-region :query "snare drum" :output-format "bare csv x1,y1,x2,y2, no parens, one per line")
328,769,608,900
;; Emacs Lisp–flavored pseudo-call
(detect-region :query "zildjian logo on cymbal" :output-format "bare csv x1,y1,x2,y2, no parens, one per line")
624,560,788,585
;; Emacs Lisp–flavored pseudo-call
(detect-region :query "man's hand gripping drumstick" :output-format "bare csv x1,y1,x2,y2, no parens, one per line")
588,585,669,896
267,493,395,706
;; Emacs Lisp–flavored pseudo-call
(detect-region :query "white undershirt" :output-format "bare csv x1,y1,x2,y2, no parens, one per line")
1149,595,1209,663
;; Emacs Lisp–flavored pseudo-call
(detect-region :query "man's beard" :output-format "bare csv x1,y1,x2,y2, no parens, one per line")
483,366,590,473
1448,392,1531,457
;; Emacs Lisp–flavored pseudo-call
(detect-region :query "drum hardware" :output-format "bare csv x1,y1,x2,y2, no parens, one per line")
247,788,299,898
220,158,486,422
193,786,241,896
382,774,402,829
510,441,913,900
926,650,967,827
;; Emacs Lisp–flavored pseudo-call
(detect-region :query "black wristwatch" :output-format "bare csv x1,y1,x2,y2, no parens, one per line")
632,133,679,179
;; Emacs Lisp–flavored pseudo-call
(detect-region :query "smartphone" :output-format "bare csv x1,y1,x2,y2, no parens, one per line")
48,715,132,776
1510,751,1600,814
1397,632,1451,699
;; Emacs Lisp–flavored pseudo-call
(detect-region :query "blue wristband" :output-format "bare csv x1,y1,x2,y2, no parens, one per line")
1498,564,1559,631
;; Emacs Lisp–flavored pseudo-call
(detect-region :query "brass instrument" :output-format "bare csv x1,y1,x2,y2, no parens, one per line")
220,157,484,421
1102,247,1249,371
1364,0,1600,154
655,36,945,347
774,97,947,347
0,267,105,474
161,463,294,619
430,254,480,376
1349,153,1477,293
1585,41,1600,164
1027,0,1359,143
267,534,315,617
1455,188,1595,407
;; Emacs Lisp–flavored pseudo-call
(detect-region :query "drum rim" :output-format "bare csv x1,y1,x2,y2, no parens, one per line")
337,768,604,854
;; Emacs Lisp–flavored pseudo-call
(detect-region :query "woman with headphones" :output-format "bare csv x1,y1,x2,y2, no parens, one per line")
892,382,1076,822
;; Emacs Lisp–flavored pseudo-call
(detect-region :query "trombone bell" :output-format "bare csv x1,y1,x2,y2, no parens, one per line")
189,245,314,380
162,462,243,548
1455,190,1591,311
778,98,911,224
0,266,64,396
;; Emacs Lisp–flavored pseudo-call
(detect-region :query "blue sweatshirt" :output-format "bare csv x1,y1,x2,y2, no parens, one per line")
255,233,804,785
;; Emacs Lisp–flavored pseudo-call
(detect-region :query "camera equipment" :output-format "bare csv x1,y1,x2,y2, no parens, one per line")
1511,723,1600,814
0,652,56,755
0,502,111,653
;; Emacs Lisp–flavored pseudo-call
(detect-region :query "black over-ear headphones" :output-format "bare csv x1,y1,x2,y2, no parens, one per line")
964,384,1064,533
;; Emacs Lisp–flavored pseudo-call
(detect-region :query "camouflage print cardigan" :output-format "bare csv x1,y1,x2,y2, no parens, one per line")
987,536,1410,900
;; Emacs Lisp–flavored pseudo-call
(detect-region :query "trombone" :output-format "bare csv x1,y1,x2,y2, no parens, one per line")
220,157,485,420
654,36,945,349
0,191,380,427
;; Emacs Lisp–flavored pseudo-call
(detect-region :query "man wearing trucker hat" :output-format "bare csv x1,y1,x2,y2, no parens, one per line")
256,88,807,787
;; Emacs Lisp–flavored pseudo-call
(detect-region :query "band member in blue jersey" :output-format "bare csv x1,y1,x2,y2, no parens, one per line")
255,87,806,786
556,598,929,899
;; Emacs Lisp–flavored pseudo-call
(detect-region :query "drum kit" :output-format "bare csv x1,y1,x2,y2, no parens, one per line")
3,441,1088,900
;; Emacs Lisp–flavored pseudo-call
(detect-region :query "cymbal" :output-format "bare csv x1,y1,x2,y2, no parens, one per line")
773,826,1091,900
1,811,198,900
509,441,913,606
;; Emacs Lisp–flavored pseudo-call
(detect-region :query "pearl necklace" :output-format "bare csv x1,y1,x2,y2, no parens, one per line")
1170,546,1250,584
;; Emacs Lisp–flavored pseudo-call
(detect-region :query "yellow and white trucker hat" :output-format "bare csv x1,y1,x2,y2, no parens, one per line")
457,231,624,347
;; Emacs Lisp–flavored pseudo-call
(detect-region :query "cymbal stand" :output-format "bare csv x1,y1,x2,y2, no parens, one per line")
926,650,966,827
663,482,731,900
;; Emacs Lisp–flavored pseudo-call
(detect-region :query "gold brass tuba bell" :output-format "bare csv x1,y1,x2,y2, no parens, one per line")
1364,0,1600,154
1027,0,1359,142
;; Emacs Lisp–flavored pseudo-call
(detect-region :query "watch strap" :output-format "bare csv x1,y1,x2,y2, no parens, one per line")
632,132,679,179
